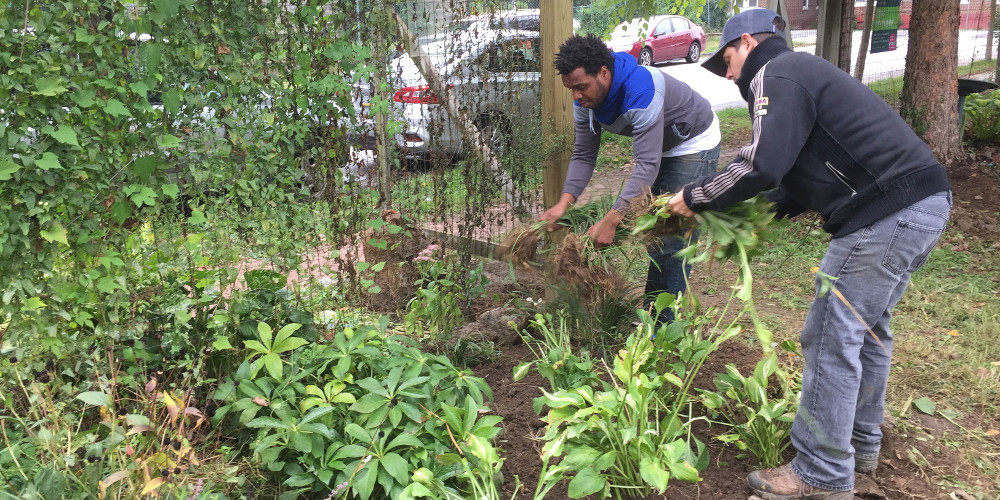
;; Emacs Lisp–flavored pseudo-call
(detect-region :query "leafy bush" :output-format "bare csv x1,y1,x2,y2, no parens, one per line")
0,339,234,498
213,320,502,499
406,245,490,342
963,89,1000,143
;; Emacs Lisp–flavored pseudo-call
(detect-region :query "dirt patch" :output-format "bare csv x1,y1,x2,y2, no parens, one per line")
943,143,1000,244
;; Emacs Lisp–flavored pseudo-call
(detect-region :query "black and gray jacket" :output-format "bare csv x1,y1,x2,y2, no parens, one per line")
564,52,715,211
682,37,951,237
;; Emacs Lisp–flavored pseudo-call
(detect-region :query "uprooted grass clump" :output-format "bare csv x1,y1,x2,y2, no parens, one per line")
553,233,628,298
495,220,547,267
499,192,775,272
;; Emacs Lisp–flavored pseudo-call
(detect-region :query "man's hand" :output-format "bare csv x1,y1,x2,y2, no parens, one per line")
586,208,624,247
540,193,576,231
668,191,695,218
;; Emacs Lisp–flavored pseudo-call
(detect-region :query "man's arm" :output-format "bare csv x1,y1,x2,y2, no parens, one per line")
559,106,603,203
581,107,663,246
764,187,807,219
541,107,600,231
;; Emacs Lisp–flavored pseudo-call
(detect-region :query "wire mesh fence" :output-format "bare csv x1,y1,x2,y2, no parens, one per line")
357,0,999,276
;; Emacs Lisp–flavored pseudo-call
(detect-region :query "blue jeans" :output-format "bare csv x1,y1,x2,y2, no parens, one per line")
790,191,951,491
645,145,721,322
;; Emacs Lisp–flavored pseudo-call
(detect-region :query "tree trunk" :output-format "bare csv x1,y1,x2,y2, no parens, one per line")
900,0,961,164
838,0,855,73
855,0,876,80
986,0,996,61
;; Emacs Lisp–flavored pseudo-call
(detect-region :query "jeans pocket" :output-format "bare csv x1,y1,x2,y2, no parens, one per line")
881,217,946,275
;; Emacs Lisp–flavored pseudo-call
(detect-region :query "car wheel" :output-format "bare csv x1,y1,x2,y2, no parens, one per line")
477,111,512,156
639,48,653,66
685,42,701,63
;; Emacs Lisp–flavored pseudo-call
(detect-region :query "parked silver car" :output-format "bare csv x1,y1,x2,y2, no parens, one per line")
355,29,541,162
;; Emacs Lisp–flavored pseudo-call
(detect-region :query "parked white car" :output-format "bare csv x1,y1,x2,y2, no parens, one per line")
355,28,541,162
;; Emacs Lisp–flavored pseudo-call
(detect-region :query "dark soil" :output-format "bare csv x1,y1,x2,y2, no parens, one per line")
464,144,1000,500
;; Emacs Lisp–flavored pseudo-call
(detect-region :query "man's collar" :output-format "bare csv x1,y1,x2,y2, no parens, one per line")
736,36,793,101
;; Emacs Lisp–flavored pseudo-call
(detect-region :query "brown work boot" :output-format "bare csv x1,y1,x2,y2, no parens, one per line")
747,463,854,499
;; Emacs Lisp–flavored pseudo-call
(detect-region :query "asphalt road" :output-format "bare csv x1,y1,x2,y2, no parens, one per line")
659,29,999,112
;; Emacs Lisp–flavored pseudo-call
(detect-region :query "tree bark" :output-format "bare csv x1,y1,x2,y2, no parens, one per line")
986,0,996,61
855,0,876,80
837,0,855,73
900,0,961,164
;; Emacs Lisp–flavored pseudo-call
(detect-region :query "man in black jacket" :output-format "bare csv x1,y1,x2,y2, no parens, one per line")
669,9,952,499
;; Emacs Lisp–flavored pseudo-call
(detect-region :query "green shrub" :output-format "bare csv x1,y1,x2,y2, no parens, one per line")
963,89,1000,143
213,321,502,499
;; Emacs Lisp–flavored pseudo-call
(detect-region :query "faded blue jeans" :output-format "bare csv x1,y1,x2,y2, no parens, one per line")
790,191,952,491
645,144,721,323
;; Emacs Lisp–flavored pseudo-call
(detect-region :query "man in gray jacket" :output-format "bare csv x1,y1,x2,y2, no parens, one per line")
670,9,951,499
541,34,721,321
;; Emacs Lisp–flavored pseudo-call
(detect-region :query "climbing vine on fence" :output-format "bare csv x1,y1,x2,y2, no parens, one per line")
0,0,394,349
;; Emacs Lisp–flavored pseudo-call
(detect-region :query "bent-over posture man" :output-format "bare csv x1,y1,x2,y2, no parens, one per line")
542,34,721,321
670,8,952,499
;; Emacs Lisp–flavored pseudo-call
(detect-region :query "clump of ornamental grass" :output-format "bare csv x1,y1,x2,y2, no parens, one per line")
495,220,547,267
553,232,628,298
497,195,631,268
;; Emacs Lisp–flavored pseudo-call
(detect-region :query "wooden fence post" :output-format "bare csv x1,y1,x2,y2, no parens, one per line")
540,0,574,300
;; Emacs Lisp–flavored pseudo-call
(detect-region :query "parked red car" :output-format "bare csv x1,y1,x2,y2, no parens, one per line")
606,15,707,65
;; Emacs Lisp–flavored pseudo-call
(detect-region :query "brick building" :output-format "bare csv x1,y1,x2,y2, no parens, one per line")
735,0,994,30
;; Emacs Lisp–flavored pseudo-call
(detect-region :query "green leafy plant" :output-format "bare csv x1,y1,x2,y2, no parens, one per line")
535,325,712,498
699,351,801,467
243,322,309,380
214,321,501,499
513,312,603,402
963,89,1000,143
399,396,510,500
405,245,466,341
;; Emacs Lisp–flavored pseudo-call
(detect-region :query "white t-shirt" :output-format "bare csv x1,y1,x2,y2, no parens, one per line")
664,113,721,158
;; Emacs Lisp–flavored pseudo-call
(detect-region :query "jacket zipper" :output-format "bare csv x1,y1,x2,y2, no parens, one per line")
825,161,857,197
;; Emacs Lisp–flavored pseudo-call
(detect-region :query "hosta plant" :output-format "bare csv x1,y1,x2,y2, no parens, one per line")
535,328,710,498
513,312,603,403
699,349,802,468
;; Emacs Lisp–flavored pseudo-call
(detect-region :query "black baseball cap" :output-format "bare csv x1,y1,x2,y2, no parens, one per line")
702,8,786,77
